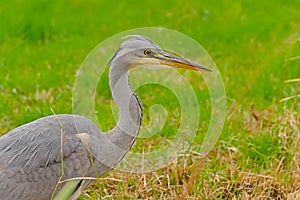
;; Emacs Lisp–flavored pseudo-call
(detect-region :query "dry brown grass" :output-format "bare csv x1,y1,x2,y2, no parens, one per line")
77,103,300,200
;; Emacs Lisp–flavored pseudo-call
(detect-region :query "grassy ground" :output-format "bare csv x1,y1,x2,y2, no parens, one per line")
0,0,299,199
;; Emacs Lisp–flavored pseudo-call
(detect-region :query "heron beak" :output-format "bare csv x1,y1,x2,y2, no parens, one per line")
156,52,211,72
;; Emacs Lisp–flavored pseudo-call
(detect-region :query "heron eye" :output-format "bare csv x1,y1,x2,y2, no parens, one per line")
144,49,151,55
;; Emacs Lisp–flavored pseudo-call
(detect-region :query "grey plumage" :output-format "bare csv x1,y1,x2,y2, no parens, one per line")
0,35,210,199
0,115,97,199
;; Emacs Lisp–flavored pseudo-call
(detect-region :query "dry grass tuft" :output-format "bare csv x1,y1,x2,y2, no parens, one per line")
80,106,299,199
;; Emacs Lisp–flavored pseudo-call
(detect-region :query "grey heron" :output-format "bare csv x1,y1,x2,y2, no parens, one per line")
0,35,210,199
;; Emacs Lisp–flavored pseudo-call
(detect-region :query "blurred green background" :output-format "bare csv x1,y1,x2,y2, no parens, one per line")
0,0,299,198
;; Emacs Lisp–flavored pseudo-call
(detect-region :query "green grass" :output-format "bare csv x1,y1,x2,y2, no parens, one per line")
0,0,299,199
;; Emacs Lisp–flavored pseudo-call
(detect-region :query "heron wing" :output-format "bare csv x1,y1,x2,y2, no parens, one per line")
0,114,101,200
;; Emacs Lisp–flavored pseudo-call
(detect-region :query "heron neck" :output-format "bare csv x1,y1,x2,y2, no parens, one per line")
107,61,142,151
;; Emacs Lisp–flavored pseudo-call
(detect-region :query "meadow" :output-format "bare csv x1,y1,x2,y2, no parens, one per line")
0,0,299,199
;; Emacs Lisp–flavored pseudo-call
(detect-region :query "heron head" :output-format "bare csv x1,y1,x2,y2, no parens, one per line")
109,35,211,72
